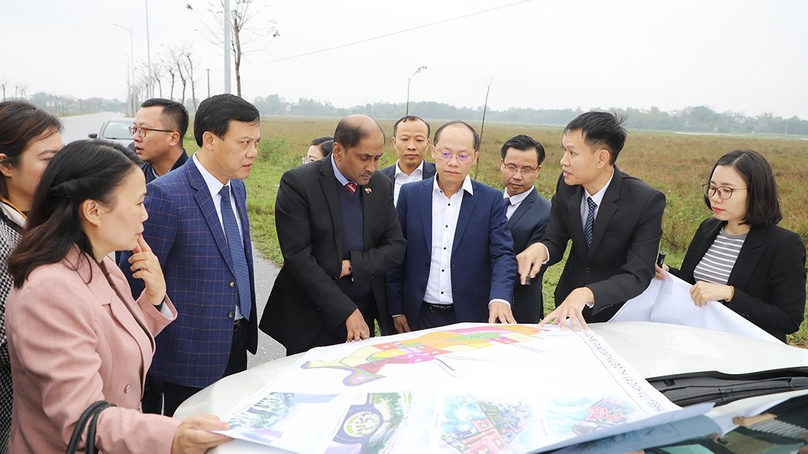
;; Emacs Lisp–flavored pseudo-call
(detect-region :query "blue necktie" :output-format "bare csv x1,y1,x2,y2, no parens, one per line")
584,197,597,249
220,185,251,321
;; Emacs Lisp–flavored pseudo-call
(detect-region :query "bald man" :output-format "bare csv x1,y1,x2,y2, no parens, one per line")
260,114,406,354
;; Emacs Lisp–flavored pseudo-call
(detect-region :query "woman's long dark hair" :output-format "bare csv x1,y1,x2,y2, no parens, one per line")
7,140,139,286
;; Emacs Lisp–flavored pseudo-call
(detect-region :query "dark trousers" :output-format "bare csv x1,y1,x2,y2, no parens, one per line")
140,372,162,414
154,320,249,416
413,303,457,331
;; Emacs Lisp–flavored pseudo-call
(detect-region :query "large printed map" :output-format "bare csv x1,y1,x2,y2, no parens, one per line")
219,323,708,453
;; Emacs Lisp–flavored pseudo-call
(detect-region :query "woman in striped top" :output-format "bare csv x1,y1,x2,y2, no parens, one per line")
657,149,806,342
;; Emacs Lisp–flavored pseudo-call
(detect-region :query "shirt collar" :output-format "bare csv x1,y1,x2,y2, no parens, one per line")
331,154,352,186
584,168,615,207
504,186,535,205
433,174,474,197
192,153,228,198
395,160,424,178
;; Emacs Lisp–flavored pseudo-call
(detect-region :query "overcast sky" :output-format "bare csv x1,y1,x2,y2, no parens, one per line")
3,0,807,120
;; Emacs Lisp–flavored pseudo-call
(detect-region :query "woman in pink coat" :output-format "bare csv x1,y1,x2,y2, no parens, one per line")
5,141,232,453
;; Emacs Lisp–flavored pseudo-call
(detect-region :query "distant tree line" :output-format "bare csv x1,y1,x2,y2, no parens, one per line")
253,94,808,136
7,88,807,136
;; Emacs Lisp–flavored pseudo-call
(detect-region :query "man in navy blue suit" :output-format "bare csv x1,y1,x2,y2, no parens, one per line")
388,121,517,332
120,94,261,416
499,135,551,323
379,115,436,206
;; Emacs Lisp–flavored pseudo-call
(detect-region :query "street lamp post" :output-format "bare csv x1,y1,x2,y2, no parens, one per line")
145,0,153,98
113,23,135,116
405,66,427,116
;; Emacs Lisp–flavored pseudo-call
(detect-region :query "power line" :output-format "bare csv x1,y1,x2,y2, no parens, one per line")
253,0,535,66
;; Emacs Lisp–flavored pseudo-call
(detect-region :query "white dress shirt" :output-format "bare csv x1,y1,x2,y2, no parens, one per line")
393,160,425,206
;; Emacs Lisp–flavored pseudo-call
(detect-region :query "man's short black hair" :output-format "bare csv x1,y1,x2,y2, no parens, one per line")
141,98,190,141
393,116,430,138
563,111,627,165
193,94,260,146
500,134,545,165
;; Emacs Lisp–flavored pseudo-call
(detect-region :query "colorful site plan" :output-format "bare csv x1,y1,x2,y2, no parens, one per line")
218,323,711,453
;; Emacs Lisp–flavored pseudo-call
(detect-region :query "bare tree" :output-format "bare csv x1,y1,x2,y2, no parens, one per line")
161,57,177,101
182,47,199,109
167,46,189,105
186,0,279,97
153,64,164,98
0,77,7,101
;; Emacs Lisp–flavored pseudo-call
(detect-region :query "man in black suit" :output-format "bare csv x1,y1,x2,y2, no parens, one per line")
499,135,551,323
260,114,406,355
520,111,666,329
379,115,436,205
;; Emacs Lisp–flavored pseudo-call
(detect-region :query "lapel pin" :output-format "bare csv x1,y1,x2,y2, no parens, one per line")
364,187,372,194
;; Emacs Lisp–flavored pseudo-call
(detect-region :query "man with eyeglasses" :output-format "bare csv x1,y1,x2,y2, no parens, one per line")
388,121,517,332
499,135,551,323
519,111,666,330
131,98,189,184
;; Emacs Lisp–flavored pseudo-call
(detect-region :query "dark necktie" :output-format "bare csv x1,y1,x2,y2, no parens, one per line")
219,185,251,320
345,181,357,194
585,197,597,249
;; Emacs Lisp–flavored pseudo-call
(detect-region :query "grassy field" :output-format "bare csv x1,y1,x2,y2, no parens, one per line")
190,117,808,346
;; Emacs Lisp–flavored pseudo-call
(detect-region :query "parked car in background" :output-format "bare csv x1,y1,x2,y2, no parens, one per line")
88,117,134,147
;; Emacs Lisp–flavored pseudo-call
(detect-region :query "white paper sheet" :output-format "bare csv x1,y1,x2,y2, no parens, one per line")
610,273,780,344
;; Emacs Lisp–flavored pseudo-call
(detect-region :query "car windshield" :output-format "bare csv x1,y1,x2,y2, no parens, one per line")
102,121,132,140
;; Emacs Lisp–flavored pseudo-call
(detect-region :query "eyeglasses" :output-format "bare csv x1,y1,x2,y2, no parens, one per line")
702,183,747,200
129,125,175,137
437,151,474,162
502,163,538,175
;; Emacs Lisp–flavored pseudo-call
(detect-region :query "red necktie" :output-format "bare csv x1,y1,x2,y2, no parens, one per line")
345,182,357,194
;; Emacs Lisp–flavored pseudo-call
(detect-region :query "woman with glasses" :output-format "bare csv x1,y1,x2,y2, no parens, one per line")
0,101,64,453
657,149,806,342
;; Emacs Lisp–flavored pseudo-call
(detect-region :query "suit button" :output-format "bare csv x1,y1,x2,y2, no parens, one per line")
420,286,425,292
424,261,429,266
124,384,132,394
229,281,235,287
585,267,591,273
227,311,235,319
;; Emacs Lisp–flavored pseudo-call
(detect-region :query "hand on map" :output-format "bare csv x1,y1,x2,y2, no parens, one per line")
345,309,370,342
171,414,231,454
538,287,594,331
517,243,548,285
488,302,517,324
393,315,411,333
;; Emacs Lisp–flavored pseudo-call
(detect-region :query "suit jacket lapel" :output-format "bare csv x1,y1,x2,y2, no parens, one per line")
231,181,254,271
589,167,622,258
186,159,238,277
568,186,585,253
454,182,478,251
320,159,344,260
508,188,537,229
360,180,373,248
729,225,766,286
419,179,433,252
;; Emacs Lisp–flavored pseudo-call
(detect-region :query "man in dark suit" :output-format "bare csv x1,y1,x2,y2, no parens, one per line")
379,115,436,205
260,114,406,355
131,98,189,184
499,135,551,323
388,121,517,332
520,111,666,329
120,94,260,416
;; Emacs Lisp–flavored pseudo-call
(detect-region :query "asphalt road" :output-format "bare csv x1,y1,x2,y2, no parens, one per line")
248,247,287,366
